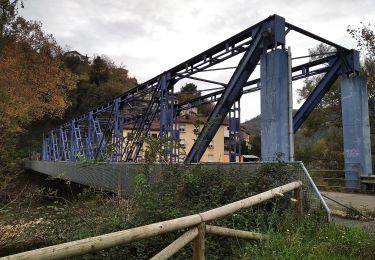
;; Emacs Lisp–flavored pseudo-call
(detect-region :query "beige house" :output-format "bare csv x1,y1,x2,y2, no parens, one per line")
123,110,250,163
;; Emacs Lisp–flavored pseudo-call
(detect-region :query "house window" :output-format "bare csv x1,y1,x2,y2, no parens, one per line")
179,123,185,132
207,154,214,162
208,141,214,149
152,133,158,138
180,139,186,148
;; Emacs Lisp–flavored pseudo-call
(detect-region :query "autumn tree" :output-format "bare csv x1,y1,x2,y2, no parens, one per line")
348,23,375,99
0,1,77,194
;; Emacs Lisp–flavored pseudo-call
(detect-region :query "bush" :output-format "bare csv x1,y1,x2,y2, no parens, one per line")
122,163,301,258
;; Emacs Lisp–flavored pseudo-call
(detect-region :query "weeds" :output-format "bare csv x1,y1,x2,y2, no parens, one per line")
238,214,375,259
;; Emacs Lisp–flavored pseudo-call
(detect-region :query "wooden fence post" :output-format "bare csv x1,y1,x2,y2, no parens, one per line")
193,222,205,260
293,186,303,216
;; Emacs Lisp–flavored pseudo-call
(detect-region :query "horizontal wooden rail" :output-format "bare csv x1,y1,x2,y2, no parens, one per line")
151,227,199,260
2,181,302,260
206,225,269,240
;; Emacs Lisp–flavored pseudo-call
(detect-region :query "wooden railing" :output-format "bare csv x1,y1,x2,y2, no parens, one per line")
2,181,303,260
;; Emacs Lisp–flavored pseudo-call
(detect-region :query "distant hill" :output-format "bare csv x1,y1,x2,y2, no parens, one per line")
241,109,298,136
241,115,261,135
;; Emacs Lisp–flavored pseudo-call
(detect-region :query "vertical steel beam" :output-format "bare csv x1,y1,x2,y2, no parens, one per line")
42,133,49,161
159,72,178,163
112,98,124,161
70,119,84,160
260,49,290,161
159,73,170,138
229,100,241,162
341,76,372,189
70,121,76,160
59,126,68,161
50,130,59,161
86,113,94,160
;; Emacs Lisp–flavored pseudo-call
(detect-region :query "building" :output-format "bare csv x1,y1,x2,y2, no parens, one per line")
123,109,251,163
64,50,89,63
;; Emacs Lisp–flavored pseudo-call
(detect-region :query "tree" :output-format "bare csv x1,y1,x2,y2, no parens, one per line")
0,1,77,188
64,55,137,118
348,23,375,98
295,44,344,166
175,83,214,116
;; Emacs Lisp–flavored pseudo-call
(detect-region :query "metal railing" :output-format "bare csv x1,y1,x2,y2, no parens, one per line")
2,181,303,260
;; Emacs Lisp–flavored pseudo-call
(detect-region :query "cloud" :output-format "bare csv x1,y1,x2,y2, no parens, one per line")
20,0,375,120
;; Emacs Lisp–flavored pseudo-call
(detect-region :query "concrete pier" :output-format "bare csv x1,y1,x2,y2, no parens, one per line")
260,49,292,161
341,76,372,189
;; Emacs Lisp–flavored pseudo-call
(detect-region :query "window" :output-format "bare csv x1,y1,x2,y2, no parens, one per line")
208,141,214,149
207,154,214,162
180,139,186,148
179,123,185,132
152,133,158,138
224,137,229,151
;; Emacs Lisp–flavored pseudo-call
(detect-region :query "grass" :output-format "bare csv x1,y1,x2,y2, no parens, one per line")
238,214,375,259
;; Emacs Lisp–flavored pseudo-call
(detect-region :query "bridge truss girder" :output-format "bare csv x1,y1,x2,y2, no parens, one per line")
42,14,361,163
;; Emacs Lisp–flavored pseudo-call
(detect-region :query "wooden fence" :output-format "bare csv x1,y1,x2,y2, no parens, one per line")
2,181,303,260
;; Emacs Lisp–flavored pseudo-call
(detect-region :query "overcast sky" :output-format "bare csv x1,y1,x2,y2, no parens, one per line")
20,0,375,121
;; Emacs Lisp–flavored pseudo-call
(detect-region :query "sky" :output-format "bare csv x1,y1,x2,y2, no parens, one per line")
20,0,375,122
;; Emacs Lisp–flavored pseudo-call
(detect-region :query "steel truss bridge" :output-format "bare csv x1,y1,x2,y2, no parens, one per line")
42,14,361,164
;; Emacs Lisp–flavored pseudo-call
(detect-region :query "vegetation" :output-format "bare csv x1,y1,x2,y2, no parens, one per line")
175,83,214,116
239,214,375,259
0,1,77,199
0,1,137,201
1,164,374,259
1,2,375,259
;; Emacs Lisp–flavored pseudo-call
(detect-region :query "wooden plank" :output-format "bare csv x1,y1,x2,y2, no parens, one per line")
151,228,198,260
206,225,269,240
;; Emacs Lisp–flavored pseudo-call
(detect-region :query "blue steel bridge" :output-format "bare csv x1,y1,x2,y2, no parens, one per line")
38,15,373,189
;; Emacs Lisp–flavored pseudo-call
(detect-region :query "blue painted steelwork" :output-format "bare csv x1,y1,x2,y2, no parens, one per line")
69,119,85,160
293,51,360,132
112,98,124,161
187,15,286,162
341,76,372,188
42,133,48,161
260,49,290,161
50,130,59,161
58,126,69,161
229,100,241,162
41,14,369,176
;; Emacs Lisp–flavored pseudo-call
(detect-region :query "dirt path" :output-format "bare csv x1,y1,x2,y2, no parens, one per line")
321,191,375,229
321,191,375,212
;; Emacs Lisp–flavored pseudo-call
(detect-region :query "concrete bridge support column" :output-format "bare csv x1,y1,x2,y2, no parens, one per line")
261,49,292,161
341,76,372,189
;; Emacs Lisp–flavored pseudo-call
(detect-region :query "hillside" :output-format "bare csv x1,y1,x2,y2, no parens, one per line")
241,115,261,135
241,110,299,136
